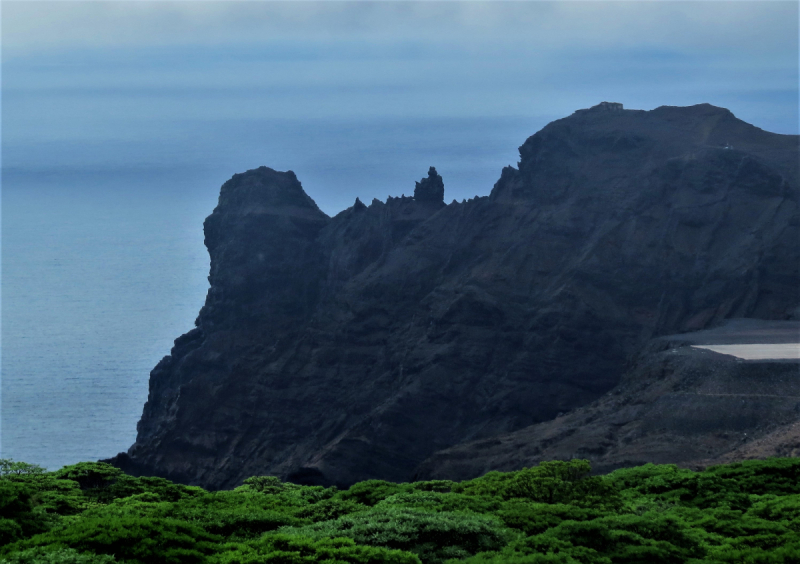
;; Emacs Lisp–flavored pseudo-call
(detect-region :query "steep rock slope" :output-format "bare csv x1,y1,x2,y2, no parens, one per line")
415,319,800,480
111,103,799,488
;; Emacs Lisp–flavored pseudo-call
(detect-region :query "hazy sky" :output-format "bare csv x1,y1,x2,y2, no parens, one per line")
3,1,798,213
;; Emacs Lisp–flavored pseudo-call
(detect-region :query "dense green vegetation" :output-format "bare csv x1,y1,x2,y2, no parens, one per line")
1,457,798,563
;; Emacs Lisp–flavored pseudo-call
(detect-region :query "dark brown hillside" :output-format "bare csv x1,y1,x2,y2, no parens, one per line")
109,103,799,489
415,320,800,481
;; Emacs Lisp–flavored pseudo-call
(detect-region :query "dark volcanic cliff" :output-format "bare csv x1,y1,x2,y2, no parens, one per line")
415,319,800,481
111,103,799,489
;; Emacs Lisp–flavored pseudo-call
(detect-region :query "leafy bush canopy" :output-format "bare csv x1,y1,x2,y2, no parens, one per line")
280,507,513,563
0,547,117,564
1,457,799,563
0,462,45,479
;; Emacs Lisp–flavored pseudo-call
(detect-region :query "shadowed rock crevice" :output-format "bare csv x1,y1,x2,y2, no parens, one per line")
109,104,799,489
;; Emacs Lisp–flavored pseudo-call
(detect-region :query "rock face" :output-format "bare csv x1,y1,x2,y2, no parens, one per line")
415,320,800,480
110,103,799,489
414,167,446,204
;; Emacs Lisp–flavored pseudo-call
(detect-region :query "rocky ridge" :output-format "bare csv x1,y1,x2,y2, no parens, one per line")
110,103,799,489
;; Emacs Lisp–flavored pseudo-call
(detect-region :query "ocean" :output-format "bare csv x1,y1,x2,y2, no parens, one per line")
1,116,535,470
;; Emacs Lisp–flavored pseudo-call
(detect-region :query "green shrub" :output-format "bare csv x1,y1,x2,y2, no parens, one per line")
0,474,90,518
202,509,301,538
281,507,513,563
705,458,800,496
0,547,116,564
478,535,612,564
51,464,121,492
376,492,500,515
294,497,368,522
0,482,48,545
408,481,457,493
164,488,306,540
7,515,221,564
698,507,791,542
607,460,800,510
496,501,604,536
706,538,800,563
453,551,585,563
100,475,203,504
451,460,620,511
516,513,705,564
0,462,45,478
2,457,800,564
749,495,800,529
338,480,412,506
238,477,286,495
211,534,421,564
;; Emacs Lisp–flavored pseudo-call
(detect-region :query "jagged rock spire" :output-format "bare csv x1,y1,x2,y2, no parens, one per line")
414,166,445,204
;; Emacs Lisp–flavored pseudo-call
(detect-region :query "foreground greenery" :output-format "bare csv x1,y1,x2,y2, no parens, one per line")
0,457,798,563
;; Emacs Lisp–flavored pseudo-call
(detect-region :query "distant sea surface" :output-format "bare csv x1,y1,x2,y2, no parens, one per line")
1,116,534,470
2,179,215,470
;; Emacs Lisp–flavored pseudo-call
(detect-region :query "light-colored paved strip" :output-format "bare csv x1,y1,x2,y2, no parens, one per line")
673,392,800,398
691,343,800,360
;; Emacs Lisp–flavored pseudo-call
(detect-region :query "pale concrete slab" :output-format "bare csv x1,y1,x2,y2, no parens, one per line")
692,343,800,360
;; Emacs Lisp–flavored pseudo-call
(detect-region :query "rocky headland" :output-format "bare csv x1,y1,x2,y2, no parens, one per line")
109,103,799,489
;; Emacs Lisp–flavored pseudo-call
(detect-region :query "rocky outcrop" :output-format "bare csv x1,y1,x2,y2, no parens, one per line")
414,167,446,204
110,103,799,489
415,320,800,480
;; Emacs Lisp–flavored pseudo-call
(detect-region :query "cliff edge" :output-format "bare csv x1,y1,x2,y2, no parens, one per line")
110,104,799,488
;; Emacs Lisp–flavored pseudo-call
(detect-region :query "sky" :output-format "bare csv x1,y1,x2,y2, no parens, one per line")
2,0,798,214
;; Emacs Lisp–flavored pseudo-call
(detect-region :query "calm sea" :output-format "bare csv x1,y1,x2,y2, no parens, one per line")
1,117,536,470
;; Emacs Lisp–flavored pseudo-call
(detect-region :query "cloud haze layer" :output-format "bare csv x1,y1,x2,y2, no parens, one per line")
3,1,798,213
4,2,798,55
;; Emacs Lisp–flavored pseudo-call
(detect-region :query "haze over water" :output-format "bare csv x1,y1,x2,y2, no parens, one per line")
2,1,797,470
